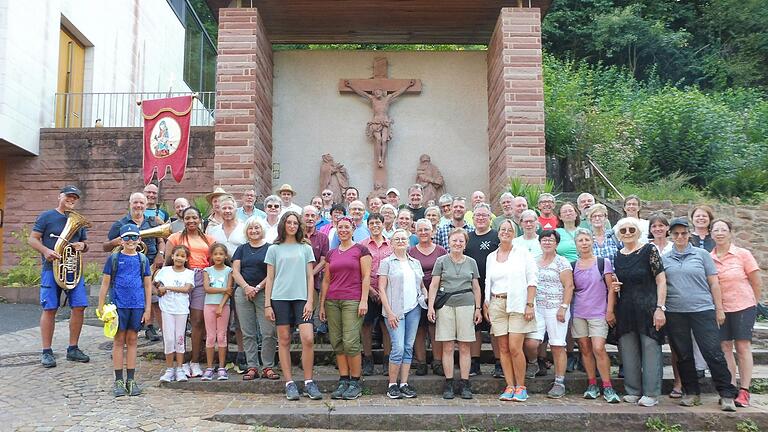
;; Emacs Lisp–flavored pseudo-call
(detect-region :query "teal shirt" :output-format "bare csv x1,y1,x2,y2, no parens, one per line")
265,242,316,301
204,265,232,305
556,228,579,262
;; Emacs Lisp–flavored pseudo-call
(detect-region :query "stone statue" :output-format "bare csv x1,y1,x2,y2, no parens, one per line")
415,154,445,205
344,79,415,168
319,153,349,202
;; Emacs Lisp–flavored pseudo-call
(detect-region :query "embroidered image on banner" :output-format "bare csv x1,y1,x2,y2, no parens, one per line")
141,95,194,184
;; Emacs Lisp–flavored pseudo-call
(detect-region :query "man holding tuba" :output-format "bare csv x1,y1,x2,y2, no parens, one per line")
103,192,166,341
28,185,91,368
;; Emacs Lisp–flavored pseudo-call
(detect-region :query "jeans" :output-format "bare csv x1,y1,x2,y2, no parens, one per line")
386,306,421,365
234,288,276,368
619,332,663,397
666,310,738,398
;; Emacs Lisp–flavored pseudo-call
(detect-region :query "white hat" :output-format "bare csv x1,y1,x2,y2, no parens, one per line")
386,187,400,196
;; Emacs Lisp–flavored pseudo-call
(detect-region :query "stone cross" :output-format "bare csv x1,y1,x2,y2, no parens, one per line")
340,57,421,192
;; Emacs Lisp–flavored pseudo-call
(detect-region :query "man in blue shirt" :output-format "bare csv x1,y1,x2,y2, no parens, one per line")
143,183,169,222
28,185,90,368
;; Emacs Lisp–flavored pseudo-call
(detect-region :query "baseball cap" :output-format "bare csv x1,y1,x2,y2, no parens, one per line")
386,188,400,197
60,185,82,197
668,217,689,230
120,224,140,238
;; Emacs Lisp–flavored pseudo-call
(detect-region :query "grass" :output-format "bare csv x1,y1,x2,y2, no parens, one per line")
645,417,683,432
617,172,708,204
736,419,760,432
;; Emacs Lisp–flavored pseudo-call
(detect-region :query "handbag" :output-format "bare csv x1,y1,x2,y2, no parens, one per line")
434,288,473,309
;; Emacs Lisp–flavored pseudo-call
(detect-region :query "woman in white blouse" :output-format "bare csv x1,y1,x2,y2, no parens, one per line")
483,219,538,402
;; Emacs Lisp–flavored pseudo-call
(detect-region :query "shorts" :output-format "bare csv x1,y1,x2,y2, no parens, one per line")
720,306,756,342
571,317,609,339
189,269,205,311
435,305,476,342
489,297,536,336
363,297,383,325
325,300,363,356
527,306,570,346
117,307,145,332
273,299,313,327
39,269,88,310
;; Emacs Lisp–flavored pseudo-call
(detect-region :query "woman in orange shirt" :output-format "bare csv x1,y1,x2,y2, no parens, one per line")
165,207,216,378
710,219,762,408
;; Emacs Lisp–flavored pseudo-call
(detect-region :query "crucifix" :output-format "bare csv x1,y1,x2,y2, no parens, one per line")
339,57,422,193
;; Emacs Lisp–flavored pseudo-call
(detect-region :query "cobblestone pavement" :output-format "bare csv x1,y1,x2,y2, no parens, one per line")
2,320,767,432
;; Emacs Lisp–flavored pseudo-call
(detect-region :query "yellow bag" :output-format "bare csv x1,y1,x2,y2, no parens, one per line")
96,304,118,339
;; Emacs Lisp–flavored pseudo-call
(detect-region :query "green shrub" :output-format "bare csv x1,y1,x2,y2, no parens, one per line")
508,177,556,207
0,227,41,287
617,172,707,203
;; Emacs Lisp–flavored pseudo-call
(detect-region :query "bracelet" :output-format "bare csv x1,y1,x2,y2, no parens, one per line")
265,305,272,309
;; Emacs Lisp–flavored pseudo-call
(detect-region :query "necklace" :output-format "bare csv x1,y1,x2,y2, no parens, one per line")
449,256,465,277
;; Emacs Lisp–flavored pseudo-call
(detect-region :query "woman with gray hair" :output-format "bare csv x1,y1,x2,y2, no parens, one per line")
380,204,398,238
587,204,620,260
262,195,282,243
611,217,667,407
424,206,442,239
512,209,542,259
231,217,278,380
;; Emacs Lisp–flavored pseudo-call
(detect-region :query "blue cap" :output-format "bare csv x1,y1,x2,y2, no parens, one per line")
60,185,82,197
120,224,140,238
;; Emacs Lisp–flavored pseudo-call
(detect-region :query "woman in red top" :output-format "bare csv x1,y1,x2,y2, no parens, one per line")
165,207,215,378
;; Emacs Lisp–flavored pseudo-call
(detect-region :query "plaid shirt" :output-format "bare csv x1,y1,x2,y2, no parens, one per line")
435,221,475,251
592,231,621,260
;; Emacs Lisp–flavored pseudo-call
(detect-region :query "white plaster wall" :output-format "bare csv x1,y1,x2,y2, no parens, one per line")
273,51,489,205
0,0,193,155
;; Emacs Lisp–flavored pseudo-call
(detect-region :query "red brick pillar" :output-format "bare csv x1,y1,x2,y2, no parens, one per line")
214,8,273,197
487,7,546,203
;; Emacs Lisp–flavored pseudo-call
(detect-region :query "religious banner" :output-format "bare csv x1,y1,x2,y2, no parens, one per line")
141,95,194,184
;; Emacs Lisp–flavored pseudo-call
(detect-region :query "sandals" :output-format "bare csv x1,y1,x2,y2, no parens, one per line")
669,388,683,399
243,368,259,381
262,367,280,380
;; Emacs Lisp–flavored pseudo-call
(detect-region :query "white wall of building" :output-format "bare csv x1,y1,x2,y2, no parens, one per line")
0,0,193,155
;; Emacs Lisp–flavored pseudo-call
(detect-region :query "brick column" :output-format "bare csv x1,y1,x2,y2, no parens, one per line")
487,7,546,203
214,8,273,197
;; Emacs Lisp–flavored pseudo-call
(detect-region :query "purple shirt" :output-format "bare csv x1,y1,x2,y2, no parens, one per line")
308,230,329,290
572,258,614,319
408,245,447,288
326,243,371,300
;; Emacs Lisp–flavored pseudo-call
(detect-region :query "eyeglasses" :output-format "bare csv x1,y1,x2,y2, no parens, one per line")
392,237,409,242
590,214,606,219
121,234,140,241
540,237,556,243
266,204,280,209
322,192,332,196
619,227,637,235
350,208,365,212
670,231,689,237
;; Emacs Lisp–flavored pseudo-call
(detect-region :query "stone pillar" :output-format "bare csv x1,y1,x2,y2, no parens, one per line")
214,8,273,197
487,7,546,203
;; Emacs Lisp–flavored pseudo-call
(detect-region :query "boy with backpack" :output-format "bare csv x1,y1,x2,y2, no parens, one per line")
98,224,152,397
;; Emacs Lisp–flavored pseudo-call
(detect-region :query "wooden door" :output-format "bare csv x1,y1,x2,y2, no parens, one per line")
55,27,85,127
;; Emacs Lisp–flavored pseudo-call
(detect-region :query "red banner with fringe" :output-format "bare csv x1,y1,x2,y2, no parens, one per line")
142,95,193,184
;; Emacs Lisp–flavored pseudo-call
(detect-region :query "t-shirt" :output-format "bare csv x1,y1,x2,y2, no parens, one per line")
572,258,614,319
326,243,371,301
536,255,571,309
167,232,216,269
236,207,266,223
265,242,316,301
408,244,447,288
144,207,168,222
432,255,479,307
154,266,195,314
329,224,371,249
711,245,761,312
538,215,559,231
663,245,718,313
232,242,271,287
208,222,247,258
465,230,500,292
204,265,232,305
512,236,543,259
102,252,150,308
555,228,579,262
400,260,419,312
33,209,88,271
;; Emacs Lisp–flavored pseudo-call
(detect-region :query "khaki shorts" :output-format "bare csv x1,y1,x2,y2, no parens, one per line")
435,305,476,342
571,317,609,339
489,297,536,336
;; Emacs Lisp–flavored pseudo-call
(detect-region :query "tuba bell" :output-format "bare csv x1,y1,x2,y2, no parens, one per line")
112,221,172,254
51,211,92,290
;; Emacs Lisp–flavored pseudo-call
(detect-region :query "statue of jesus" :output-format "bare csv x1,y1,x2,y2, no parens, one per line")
344,79,415,168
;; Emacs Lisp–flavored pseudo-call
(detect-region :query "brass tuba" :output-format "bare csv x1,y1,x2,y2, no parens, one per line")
51,211,92,290
112,221,172,254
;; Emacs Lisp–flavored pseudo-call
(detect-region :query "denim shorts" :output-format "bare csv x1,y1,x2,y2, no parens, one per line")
39,269,88,310
720,306,756,342
118,308,145,332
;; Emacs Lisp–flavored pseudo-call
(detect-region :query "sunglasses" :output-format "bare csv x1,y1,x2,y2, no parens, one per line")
618,227,637,235
322,192,332,196
121,234,140,241
266,204,280,209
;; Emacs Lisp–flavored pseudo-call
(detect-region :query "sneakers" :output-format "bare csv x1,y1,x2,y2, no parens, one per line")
362,356,374,376
343,380,363,400
623,394,641,404
159,368,175,383
182,363,191,377
603,387,620,403
735,389,751,407
469,359,481,377
512,386,529,402
66,347,90,363
536,358,548,377
41,352,57,368
217,367,229,381
303,380,323,400
145,326,161,342
332,378,349,399
525,361,540,379
637,396,659,407
414,362,428,376
285,381,300,401
680,394,702,407
175,367,188,382
113,379,127,397
432,361,445,376
399,383,417,399
126,379,142,396
459,380,473,399
720,397,736,412
493,362,504,378
442,380,455,399
547,382,566,399
189,362,203,378
583,384,600,399
387,384,403,399
499,385,516,401
201,368,214,381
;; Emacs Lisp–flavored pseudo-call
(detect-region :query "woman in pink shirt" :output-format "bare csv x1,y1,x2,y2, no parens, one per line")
710,219,762,408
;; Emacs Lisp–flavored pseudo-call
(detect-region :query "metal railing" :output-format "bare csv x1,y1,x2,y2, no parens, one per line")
53,91,215,128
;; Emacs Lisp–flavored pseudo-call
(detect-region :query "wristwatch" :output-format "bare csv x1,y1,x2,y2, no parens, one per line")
656,305,667,312
526,302,534,308
559,303,569,309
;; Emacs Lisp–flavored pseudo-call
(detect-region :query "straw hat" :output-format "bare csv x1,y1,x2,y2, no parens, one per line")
206,187,228,204
277,183,296,196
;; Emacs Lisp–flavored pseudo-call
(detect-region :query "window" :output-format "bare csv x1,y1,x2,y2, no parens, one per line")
168,0,217,108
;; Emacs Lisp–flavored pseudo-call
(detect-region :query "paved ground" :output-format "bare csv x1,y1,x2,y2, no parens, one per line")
2,318,768,432
0,303,60,334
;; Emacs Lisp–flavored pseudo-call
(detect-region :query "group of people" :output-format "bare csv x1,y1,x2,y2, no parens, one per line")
30,183,761,410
